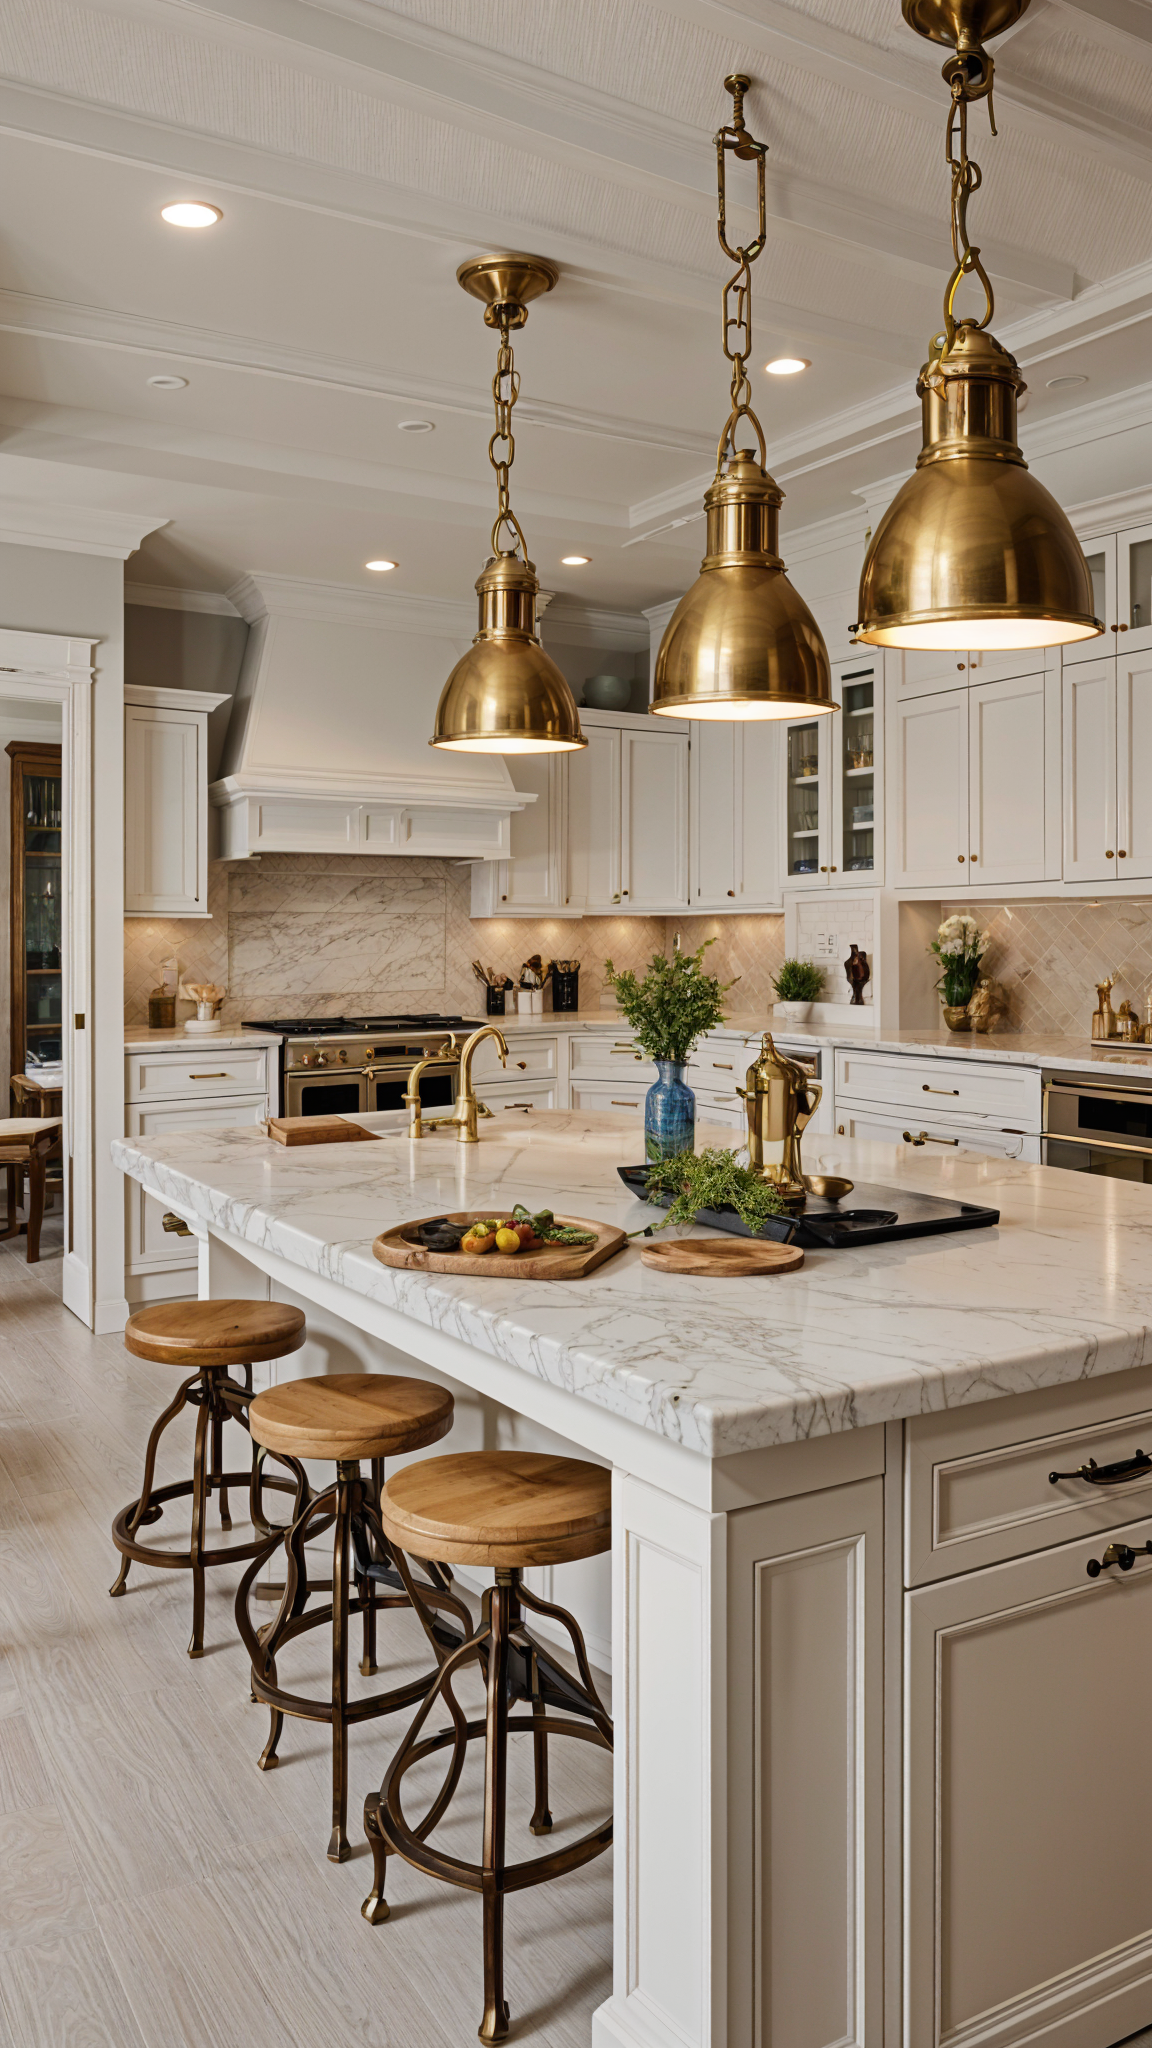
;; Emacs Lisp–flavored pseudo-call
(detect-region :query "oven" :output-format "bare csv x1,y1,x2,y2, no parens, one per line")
280,1038,460,1119
1042,1073,1152,1183
364,1050,457,1115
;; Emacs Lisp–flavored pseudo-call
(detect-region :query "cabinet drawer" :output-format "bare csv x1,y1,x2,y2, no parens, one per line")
124,1094,268,1273
905,1365,1152,1584
479,1081,558,1112
569,1032,656,1083
473,1034,558,1082
125,1047,270,1104
835,1047,1040,1129
833,1108,1037,1161
571,1079,645,1116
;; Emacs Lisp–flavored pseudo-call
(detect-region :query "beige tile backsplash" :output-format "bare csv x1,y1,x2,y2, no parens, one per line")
124,856,1152,1040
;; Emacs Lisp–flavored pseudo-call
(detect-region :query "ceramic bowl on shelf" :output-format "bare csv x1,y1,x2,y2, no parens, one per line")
583,674,632,711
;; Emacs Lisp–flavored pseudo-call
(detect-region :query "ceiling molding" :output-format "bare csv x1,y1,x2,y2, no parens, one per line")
0,498,167,559
125,581,242,613
1067,481,1152,534
227,569,476,635
542,598,650,651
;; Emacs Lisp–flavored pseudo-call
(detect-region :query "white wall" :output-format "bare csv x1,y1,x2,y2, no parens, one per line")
0,697,63,1093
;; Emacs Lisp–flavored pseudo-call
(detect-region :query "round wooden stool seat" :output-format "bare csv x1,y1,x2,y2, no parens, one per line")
125,1300,306,1370
380,1450,611,1568
249,1373,454,1464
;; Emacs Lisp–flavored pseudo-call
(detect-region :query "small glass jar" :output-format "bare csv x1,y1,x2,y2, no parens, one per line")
148,991,176,1030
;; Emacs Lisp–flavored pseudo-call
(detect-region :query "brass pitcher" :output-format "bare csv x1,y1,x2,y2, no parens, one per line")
737,1033,823,1204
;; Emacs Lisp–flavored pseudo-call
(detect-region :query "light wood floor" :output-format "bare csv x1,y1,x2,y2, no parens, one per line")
0,1230,612,2048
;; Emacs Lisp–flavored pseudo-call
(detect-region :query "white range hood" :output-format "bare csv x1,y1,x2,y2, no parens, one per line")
211,572,533,861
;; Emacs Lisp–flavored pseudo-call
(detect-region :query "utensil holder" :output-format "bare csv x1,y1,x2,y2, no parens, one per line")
486,985,506,1016
553,969,579,1012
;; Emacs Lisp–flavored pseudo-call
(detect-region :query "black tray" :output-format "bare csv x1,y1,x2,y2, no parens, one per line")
617,1166,999,1249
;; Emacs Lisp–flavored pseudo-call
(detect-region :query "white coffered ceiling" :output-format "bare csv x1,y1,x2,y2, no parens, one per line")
3,0,1152,611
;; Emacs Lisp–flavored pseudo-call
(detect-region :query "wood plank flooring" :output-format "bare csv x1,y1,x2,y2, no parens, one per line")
0,1230,612,2048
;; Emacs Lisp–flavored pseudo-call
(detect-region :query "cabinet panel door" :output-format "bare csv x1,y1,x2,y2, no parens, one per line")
1117,521,1152,652
125,1095,268,1273
495,755,565,912
690,721,737,908
968,673,1054,885
1064,536,1114,661
124,707,202,914
622,728,688,909
738,723,781,906
1116,652,1152,880
783,715,830,886
907,1517,1152,2048
899,649,973,697
892,688,969,887
566,724,621,909
1062,658,1117,882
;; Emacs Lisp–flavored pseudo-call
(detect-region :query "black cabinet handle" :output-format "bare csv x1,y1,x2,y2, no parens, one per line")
1086,1540,1152,1579
1050,1449,1152,1487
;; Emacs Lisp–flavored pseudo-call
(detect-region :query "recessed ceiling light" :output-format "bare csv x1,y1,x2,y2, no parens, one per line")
365,559,398,572
1046,374,1088,389
397,419,435,434
147,374,188,389
765,356,810,375
161,202,222,228
561,555,591,566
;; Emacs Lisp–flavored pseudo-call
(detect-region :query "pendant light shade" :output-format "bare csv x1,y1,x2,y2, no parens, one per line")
651,456,835,718
857,325,1099,651
429,252,585,756
651,76,834,722
857,0,1101,654
432,554,586,753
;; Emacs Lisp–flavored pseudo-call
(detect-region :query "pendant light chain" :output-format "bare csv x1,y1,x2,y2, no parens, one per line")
715,73,769,471
937,53,997,357
489,319,527,560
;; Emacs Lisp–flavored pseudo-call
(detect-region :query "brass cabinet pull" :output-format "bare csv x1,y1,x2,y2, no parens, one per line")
957,854,965,863
1051,1449,1152,1488
611,1099,639,1107
1106,851,1115,860
714,1062,733,1071
837,1123,845,1134
1087,1539,1152,1578
506,1103,535,1111
1120,622,1130,631
820,865,828,873
922,1084,960,1095
903,1129,959,1146
727,889,735,897
1120,850,1128,858
956,661,966,670
189,1072,228,1080
161,1211,193,1237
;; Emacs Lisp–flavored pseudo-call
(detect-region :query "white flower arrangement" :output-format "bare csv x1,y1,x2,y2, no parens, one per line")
929,914,989,1007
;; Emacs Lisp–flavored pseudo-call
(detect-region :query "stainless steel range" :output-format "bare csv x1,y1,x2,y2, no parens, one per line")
244,1015,469,1119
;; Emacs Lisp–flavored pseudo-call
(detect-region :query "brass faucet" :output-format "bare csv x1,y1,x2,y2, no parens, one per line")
450,1024,508,1143
403,1034,461,1139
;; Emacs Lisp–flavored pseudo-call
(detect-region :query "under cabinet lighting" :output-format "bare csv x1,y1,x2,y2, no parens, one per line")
161,202,222,228
365,560,397,572
765,357,809,375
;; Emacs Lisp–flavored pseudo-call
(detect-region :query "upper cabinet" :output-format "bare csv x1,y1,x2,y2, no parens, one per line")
1063,651,1152,883
124,685,229,918
892,672,1060,890
781,658,883,889
689,722,781,911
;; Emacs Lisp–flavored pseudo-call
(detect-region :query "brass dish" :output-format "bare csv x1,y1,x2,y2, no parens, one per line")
802,1174,854,1202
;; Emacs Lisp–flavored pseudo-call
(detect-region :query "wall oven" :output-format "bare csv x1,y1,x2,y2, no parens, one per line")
1042,1073,1152,1183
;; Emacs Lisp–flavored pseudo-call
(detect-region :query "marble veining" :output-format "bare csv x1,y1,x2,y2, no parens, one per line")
112,1110,1152,1460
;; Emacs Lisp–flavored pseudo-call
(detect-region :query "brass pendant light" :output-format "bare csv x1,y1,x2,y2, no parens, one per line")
652,77,834,721
856,0,1101,652
431,254,586,754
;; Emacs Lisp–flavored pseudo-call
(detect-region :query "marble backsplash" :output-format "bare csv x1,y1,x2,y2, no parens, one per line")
943,896,1152,1037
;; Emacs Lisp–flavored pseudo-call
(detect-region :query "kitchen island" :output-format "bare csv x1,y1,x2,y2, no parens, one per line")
113,1111,1152,2048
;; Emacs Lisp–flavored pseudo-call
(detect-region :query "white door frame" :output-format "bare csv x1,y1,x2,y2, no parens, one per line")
0,628,96,1323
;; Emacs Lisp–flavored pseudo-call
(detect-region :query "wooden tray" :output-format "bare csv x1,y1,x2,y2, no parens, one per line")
640,1238,804,1277
373,1211,626,1281
266,1116,380,1146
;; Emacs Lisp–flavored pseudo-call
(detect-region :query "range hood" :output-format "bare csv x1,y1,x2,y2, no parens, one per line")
210,573,533,861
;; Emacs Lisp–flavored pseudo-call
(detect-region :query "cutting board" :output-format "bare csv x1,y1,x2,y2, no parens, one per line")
640,1238,804,1277
373,1211,626,1280
266,1115,380,1146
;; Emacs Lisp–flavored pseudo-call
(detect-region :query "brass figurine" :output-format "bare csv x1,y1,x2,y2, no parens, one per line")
1091,975,1118,1041
738,1032,823,1205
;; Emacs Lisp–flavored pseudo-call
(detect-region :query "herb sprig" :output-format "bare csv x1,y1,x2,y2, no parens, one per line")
640,1148,786,1235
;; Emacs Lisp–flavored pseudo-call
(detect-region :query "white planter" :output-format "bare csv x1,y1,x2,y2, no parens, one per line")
775,1001,814,1025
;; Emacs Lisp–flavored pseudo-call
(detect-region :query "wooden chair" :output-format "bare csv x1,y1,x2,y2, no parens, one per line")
363,1449,613,2044
110,1300,309,1655
238,1372,470,1863
0,1118,62,1262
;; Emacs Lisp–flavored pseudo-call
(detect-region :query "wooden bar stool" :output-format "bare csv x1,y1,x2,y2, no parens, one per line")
363,1450,613,2044
110,1300,308,1656
236,1373,471,1863
0,1118,61,1262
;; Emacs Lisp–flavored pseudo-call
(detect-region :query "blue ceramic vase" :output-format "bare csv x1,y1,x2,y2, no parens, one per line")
644,1060,695,1162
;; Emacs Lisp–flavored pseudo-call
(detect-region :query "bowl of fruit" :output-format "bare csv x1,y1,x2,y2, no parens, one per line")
373,1204,626,1279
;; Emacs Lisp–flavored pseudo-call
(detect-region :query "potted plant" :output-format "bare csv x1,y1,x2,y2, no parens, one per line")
605,939,733,1160
929,914,989,1030
770,958,824,1025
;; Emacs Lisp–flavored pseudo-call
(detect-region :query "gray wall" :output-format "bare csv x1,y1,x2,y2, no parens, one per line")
125,604,248,779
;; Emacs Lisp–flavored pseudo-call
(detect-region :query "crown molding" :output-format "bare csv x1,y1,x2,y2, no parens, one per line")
0,497,167,560
125,581,241,615
543,598,649,652
1068,482,1152,536
227,571,476,636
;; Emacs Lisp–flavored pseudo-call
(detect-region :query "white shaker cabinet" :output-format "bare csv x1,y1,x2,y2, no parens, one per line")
469,754,568,916
688,721,781,911
1064,653,1152,882
124,685,229,917
621,726,689,910
968,671,1059,887
1117,651,1152,879
891,685,970,887
566,721,622,909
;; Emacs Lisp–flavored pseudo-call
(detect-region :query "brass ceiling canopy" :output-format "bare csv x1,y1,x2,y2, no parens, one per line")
652,77,835,721
431,253,585,754
857,0,1100,652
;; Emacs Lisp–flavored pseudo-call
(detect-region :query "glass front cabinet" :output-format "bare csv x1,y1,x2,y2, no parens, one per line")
782,659,882,888
7,741,63,1091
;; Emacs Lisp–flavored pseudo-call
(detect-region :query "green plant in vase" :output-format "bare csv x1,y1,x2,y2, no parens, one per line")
605,939,734,1160
771,957,824,1022
929,913,989,1031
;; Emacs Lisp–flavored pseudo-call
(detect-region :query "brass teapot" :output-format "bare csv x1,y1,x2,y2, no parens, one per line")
738,1033,823,1205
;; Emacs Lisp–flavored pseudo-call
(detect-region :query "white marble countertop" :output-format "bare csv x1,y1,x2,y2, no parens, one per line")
112,1108,1152,1459
123,1027,284,1050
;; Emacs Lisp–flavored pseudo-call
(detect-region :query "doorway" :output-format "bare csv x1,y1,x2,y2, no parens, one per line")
0,697,65,1265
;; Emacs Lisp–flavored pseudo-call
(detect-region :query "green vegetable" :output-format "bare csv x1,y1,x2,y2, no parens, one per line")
604,938,734,1066
512,1203,597,1247
638,1148,786,1236
770,958,824,1003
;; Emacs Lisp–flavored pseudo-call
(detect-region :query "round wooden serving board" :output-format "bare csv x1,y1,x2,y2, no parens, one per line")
640,1237,804,1277
373,1211,626,1281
